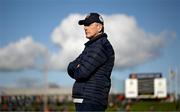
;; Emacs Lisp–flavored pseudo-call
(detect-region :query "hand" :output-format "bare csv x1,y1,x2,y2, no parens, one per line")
77,64,80,68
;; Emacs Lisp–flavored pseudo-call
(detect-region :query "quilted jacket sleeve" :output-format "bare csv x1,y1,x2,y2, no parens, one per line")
67,61,78,78
67,54,82,79
73,45,108,81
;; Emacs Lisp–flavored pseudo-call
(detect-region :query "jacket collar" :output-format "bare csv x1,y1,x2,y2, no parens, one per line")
85,33,107,46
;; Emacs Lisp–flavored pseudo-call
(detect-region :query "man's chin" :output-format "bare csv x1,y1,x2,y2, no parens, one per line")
86,36,92,39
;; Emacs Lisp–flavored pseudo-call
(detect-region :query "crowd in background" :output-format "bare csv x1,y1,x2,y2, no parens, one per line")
0,95,71,111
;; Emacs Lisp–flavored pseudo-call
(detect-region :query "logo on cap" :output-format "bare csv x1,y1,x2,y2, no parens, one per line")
99,15,104,23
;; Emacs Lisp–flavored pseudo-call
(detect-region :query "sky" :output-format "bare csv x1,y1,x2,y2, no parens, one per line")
0,0,180,93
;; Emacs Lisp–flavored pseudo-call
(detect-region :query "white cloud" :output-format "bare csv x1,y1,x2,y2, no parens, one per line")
104,14,165,69
50,13,169,70
50,14,87,70
0,36,47,71
0,13,172,71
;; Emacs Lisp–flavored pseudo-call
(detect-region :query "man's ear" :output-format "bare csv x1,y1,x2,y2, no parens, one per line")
98,24,103,32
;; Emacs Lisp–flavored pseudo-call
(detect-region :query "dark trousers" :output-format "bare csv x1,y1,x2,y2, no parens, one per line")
75,103,106,112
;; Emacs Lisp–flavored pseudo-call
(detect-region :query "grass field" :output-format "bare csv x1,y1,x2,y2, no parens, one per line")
46,101,180,111
130,101,179,111
106,101,180,111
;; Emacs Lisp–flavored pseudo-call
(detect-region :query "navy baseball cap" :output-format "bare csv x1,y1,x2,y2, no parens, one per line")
78,13,104,26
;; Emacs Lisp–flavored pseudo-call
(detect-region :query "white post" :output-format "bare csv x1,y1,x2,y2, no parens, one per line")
44,66,48,111
43,51,49,112
168,66,171,96
175,66,178,101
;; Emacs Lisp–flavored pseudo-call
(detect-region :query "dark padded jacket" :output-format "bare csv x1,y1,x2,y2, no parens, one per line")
67,33,115,108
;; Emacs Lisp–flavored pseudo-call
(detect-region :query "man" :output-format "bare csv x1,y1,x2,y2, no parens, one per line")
67,12,115,111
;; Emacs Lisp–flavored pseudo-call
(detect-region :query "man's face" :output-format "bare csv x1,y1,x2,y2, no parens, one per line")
84,22,102,39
